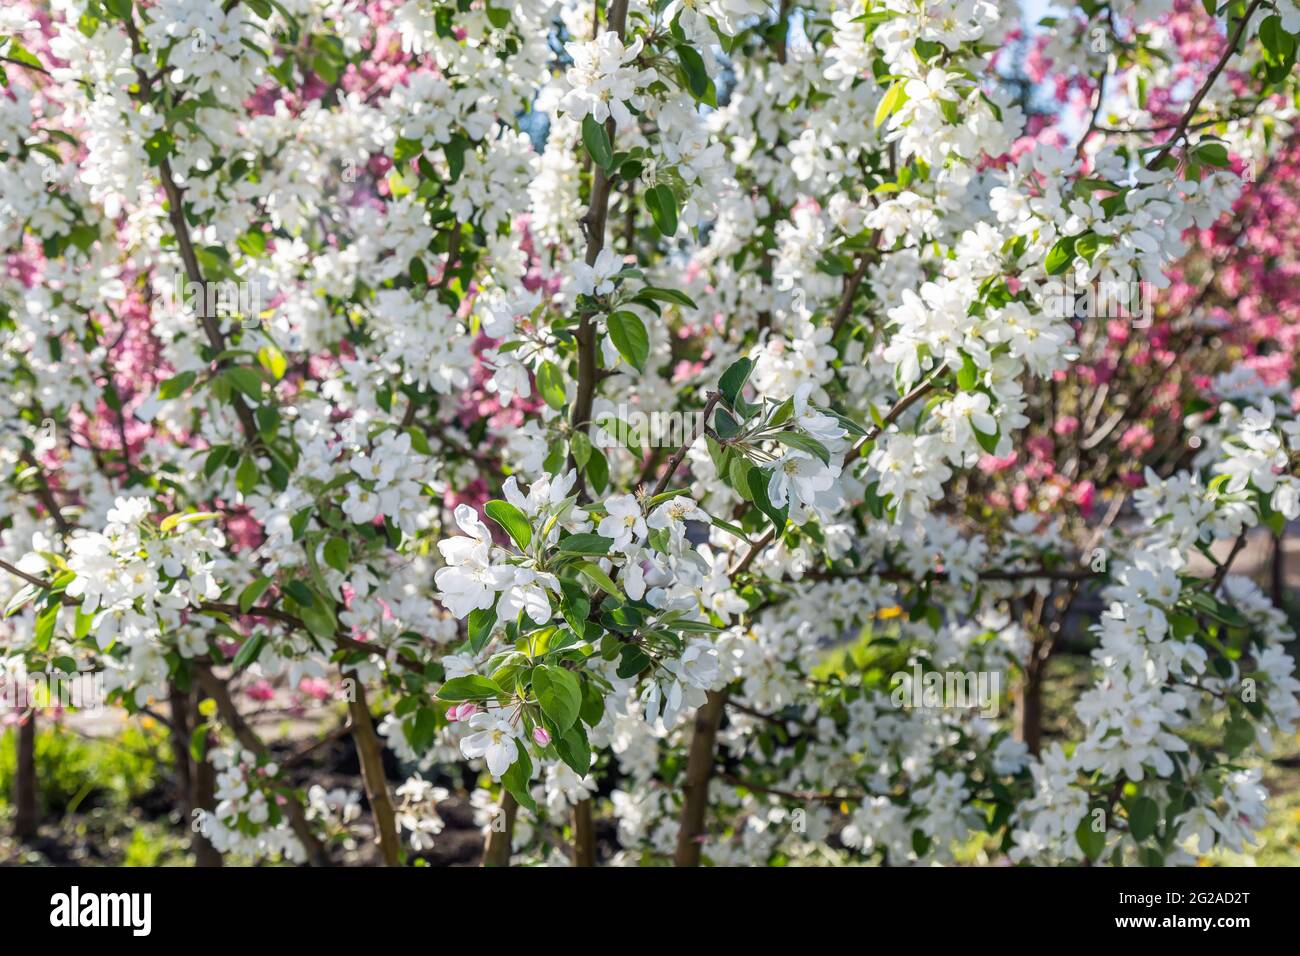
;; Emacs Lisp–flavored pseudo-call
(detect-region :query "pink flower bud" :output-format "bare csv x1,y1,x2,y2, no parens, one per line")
532,726,551,747
451,702,478,722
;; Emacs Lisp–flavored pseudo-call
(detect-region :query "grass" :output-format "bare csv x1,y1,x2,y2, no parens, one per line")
0,720,190,866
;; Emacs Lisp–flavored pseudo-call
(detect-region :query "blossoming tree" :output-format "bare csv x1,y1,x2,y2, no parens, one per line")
3,0,1300,867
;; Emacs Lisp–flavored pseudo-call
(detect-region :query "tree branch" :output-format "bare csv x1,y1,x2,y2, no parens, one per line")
1145,0,1264,170
343,674,402,866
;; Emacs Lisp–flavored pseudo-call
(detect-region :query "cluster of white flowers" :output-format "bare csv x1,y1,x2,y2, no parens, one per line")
0,0,1297,871
557,32,657,131
200,746,306,863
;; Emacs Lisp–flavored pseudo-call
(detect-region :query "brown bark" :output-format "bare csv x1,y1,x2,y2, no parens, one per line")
482,789,517,867
189,733,222,868
1017,651,1044,758
13,710,38,840
572,798,596,866
566,0,629,499
168,682,223,866
673,690,726,866
167,682,193,804
1272,531,1286,609
345,676,401,865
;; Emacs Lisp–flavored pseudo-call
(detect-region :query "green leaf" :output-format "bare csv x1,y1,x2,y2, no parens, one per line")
728,455,754,502
581,114,613,170
5,584,40,619
956,351,978,391
203,445,232,478
560,581,591,634
1074,231,1101,262
237,230,267,257
223,367,265,401
0,38,44,70
773,431,831,466
35,601,59,651
1186,590,1249,628
531,664,581,731
468,604,497,654
577,561,620,597
485,499,532,550
238,577,273,613
747,465,789,531
257,345,287,381
556,724,591,775
189,726,208,763
973,425,1000,455
718,357,753,407
535,360,567,410
580,679,605,726
1192,142,1229,168
584,446,609,495
714,407,740,439
608,310,650,371
158,370,197,400
500,741,537,812
1045,236,1076,275
1259,15,1297,77
636,286,697,310
323,536,351,573
443,135,467,182
231,633,267,673
616,644,651,679
103,0,133,20
392,136,423,165
911,828,932,857
570,430,592,469
676,44,709,98
143,129,174,165
874,80,907,128
297,590,337,641
1126,796,1159,841
769,397,794,428
438,674,506,702
558,533,613,556
235,455,259,494
1075,814,1105,862
1224,716,1255,757
407,707,437,753
645,184,679,237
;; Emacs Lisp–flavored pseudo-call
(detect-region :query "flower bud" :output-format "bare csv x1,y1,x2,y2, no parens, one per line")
451,702,478,721
532,726,551,747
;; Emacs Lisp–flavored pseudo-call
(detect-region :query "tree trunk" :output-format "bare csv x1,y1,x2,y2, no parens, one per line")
168,683,223,866
13,710,38,840
1272,531,1286,608
572,798,596,866
674,691,726,866
1017,644,1045,758
345,677,401,865
189,696,224,869
482,789,517,867
167,682,193,805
